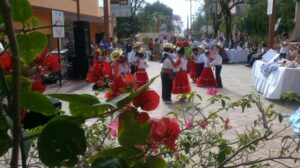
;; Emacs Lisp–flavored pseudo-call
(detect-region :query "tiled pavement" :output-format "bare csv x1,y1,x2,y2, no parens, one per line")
45,61,300,167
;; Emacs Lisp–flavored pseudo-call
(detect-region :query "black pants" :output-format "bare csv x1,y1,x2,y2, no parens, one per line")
215,65,223,88
247,52,256,64
161,72,173,101
130,65,138,74
197,63,204,78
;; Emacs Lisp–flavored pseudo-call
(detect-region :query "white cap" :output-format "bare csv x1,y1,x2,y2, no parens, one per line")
0,42,4,54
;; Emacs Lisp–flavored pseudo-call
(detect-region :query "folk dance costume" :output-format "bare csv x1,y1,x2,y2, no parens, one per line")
135,49,149,88
197,45,206,78
161,43,175,102
172,57,191,94
196,57,218,87
189,53,198,82
210,53,223,88
128,42,143,74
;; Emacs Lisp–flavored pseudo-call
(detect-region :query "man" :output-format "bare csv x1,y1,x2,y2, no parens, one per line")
161,43,174,103
128,42,142,74
125,38,133,55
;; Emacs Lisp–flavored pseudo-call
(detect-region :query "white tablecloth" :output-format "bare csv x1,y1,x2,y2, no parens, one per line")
225,49,251,63
251,60,300,99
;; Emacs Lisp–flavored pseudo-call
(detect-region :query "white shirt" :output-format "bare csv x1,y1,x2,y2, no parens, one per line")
180,58,187,70
280,43,289,54
161,52,173,69
209,53,222,66
128,50,138,64
204,57,211,67
197,53,205,63
119,63,129,75
138,58,146,69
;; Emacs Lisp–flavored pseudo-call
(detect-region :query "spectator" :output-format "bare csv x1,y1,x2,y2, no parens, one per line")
147,38,154,60
246,42,268,67
153,38,161,61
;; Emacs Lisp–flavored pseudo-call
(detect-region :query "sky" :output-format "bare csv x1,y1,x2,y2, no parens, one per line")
145,0,203,30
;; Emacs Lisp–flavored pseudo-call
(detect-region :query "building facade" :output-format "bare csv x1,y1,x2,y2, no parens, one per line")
29,0,114,49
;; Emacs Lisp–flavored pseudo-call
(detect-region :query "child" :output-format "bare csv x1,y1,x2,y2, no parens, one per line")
211,45,223,88
135,48,149,88
111,50,129,93
189,47,198,82
172,47,191,96
196,51,218,87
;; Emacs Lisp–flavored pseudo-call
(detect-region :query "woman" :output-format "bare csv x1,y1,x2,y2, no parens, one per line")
135,48,149,88
196,51,218,87
172,47,191,96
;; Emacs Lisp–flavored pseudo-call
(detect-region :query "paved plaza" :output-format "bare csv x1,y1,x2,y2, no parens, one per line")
45,61,299,167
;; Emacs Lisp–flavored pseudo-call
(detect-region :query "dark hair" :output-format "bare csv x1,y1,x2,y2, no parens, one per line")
262,42,267,48
281,32,288,38
177,47,185,55
205,50,210,56
192,48,198,52
164,48,171,52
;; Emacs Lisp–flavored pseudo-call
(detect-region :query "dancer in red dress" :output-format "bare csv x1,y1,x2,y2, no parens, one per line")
189,47,198,82
172,47,191,95
135,48,149,88
196,51,218,87
110,50,129,94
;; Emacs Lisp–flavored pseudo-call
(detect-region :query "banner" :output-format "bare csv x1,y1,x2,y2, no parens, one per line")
111,0,131,17
52,10,65,38
267,0,273,15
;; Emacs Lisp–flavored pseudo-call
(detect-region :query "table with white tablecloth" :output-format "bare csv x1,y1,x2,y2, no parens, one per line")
251,60,300,99
225,49,251,63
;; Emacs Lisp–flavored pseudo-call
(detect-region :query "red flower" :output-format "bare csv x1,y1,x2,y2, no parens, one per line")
133,90,160,111
136,112,150,124
150,117,180,151
207,88,218,96
31,80,46,93
182,41,190,47
184,118,194,129
0,51,12,72
150,119,167,142
86,61,104,83
224,118,233,130
34,48,49,65
200,121,208,129
45,54,61,72
124,73,136,88
108,119,119,138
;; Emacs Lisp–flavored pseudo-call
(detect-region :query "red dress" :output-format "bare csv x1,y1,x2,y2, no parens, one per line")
111,62,128,93
172,58,191,94
135,59,149,88
189,54,197,82
196,67,218,87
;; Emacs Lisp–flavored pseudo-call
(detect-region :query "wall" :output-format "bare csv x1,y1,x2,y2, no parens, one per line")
29,0,104,17
290,2,300,41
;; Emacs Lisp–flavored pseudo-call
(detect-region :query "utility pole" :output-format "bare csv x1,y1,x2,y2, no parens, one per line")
268,0,276,48
76,0,80,20
156,0,160,33
190,0,192,35
104,0,110,39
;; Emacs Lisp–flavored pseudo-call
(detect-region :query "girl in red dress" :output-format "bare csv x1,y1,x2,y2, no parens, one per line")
172,47,191,95
196,51,218,87
110,50,129,94
189,47,199,82
135,48,149,88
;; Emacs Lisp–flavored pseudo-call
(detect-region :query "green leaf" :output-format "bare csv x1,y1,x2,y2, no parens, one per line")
0,130,12,157
10,0,33,22
30,16,40,27
21,91,55,116
217,141,233,164
90,147,142,163
118,112,150,147
3,75,32,93
17,32,48,64
38,119,86,167
145,156,167,168
91,157,129,168
0,110,8,131
129,76,159,100
48,94,103,117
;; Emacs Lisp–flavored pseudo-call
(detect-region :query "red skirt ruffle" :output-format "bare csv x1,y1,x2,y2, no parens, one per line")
135,68,149,88
196,67,218,87
189,60,197,81
172,70,191,94
111,75,126,93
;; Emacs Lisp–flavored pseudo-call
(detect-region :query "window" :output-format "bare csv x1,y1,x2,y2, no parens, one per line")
99,0,104,8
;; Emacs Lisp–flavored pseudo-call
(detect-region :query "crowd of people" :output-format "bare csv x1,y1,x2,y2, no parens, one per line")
87,35,231,104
